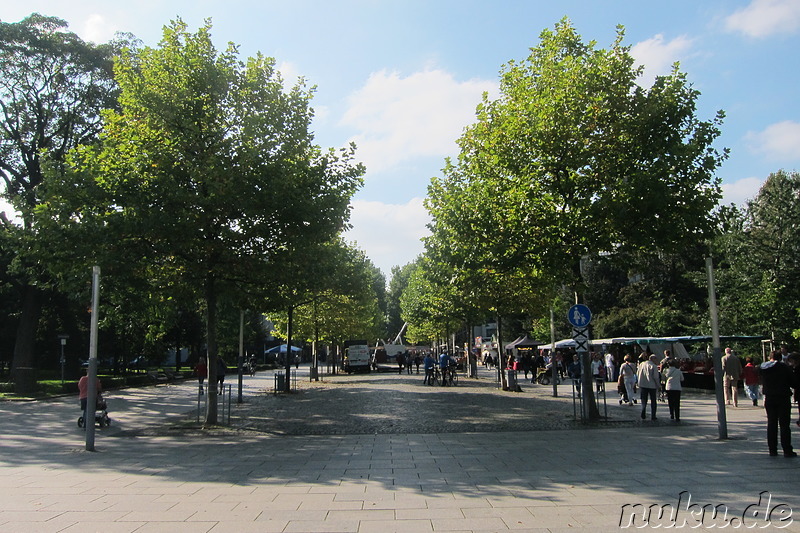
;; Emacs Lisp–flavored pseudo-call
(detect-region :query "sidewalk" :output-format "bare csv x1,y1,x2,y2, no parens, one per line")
0,368,798,532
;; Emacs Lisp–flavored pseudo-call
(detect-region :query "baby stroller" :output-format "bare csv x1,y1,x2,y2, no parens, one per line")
78,394,111,428
535,365,562,385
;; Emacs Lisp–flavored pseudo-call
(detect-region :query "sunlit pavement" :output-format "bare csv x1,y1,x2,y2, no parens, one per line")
0,365,798,532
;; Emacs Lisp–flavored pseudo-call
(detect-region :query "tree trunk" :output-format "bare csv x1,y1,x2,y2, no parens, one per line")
497,315,507,390
581,351,601,420
11,283,42,377
284,306,293,393
204,275,219,426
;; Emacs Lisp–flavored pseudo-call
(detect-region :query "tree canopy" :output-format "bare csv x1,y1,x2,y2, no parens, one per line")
36,19,363,422
428,19,727,292
0,14,122,382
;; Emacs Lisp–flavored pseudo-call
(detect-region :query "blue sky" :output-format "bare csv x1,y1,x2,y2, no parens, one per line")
2,0,799,276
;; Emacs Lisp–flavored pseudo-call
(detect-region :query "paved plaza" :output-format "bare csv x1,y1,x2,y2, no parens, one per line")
0,366,798,532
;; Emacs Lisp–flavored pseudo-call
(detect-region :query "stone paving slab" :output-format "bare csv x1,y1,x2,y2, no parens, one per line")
0,367,799,531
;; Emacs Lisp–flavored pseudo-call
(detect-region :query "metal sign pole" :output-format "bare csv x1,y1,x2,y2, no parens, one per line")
706,257,728,440
85,266,101,452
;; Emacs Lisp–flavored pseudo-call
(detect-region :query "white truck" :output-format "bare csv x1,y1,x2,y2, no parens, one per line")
344,340,371,373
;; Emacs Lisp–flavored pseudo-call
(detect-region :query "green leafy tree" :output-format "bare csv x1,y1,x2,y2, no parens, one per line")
0,14,121,379
269,240,384,360
425,18,727,416
386,262,416,341
713,171,800,343
36,20,362,423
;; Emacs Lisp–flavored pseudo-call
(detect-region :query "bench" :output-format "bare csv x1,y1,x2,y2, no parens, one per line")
147,371,169,384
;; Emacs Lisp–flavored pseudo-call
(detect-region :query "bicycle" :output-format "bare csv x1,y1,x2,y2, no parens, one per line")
430,366,441,386
446,364,458,386
435,365,457,386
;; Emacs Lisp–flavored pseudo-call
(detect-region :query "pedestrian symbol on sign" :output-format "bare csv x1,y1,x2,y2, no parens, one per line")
567,304,591,328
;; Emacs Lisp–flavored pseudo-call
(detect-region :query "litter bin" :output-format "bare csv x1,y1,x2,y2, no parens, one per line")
309,366,318,381
506,369,517,391
274,372,285,393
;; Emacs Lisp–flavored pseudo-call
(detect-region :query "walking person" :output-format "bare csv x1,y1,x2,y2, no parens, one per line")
637,354,660,420
663,359,684,422
216,357,227,394
194,357,207,395
758,350,797,457
722,347,743,407
619,354,637,405
741,357,760,406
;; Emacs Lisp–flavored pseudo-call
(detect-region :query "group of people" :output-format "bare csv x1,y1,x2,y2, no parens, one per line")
193,356,228,395
615,350,684,422
395,351,422,374
422,352,457,386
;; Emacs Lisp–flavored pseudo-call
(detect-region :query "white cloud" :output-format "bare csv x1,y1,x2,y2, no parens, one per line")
721,176,764,206
341,69,497,174
344,197,430,275
630,34,694,86
725,0,800,38
81,14,118,44
276,60,303,87
746,120,800,160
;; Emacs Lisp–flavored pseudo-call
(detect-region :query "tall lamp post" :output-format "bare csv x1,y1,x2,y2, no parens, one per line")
58,334,69,384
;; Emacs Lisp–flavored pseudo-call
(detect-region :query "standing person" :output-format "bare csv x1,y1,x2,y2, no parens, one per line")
663,359,684,422
722,347,743,407
741,357,760,406
414,353,421,374
637,354,660,420
522,352,532,380
438,352,451,387
605,352,615,382
567,354,582,398
532,352,544,383
423,352,435,385
758,350,797,458
194,357,207,395
619,354,637,406
406,351,413,375
396,352,405,374
591,353,604,393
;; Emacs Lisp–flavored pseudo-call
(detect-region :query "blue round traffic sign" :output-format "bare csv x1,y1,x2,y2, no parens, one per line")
567,304,591,327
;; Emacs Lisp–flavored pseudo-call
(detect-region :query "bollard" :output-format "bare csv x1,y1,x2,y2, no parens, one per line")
227,384,232,425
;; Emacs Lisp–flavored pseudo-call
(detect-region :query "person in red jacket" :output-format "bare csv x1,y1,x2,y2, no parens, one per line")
741,357,760,406
194,357,208,395
78,369,102,416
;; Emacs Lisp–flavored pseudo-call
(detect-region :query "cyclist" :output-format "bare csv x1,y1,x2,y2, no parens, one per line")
438,352,451,386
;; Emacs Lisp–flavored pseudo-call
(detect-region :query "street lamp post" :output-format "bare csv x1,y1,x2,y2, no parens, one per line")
58,334,69,384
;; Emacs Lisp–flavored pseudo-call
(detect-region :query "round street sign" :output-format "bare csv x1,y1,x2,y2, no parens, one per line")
568,304,592,328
